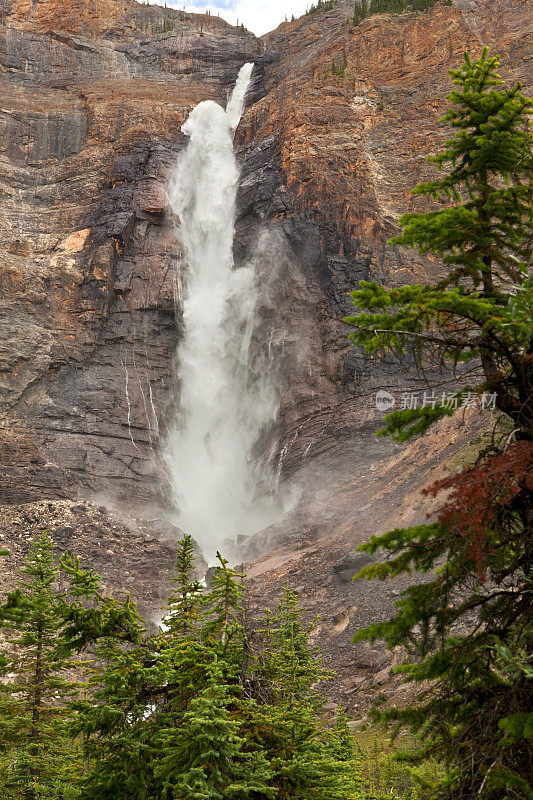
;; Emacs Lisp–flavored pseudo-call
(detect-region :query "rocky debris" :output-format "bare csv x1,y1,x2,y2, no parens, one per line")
0,499,188,624
242,408,490,708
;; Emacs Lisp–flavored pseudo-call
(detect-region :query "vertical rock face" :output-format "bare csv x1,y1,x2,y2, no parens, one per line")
0,0,530,700
237,0,531,462
229,0,531,558
0,0,261,505
0,0,530,526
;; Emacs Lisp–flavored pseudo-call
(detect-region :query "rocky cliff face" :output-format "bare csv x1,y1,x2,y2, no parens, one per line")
0,0,260,505
239,0,531,455
1,0,531,701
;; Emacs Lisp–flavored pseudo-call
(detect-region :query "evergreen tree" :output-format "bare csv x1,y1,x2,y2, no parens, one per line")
353,0,368,25
252,588,364,799
165,533,203,636
202,552,245,651
0,535,156,799
72,549,248,800
345,48,532,441
72,626,165,799
69,587,162,800
0,535,83,799
344,50,533,799
74,541,367,800
258,586,326,708
341,49,348,75
59,550,160,800
154,552,263,799
364,0,443,17
156,659,275,800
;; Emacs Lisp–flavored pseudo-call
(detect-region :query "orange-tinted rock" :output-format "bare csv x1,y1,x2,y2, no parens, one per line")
235,0,531,469
0,0,531,695
0,0,260,503
0,0,530,513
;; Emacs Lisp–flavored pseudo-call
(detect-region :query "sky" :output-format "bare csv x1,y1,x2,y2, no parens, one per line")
147,0,312,36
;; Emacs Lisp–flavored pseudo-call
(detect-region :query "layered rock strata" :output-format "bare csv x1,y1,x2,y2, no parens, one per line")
0,0,530,696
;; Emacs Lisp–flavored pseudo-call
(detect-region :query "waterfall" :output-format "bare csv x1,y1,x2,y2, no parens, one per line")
165,63,283,564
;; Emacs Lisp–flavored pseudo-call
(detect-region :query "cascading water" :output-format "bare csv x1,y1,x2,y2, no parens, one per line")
165,63,284,564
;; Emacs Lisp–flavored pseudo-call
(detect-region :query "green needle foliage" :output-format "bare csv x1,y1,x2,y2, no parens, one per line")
345,48,532,441
345,49,533,799
71,536,366,800
165,533,203,635
353,0,443,25
0,535,84,799
0,538,415,799
258,586,327,708
0,534,154,799
156,658,275,800
251,588,353,799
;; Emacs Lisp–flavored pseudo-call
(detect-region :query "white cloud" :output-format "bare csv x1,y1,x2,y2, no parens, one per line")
148,0,312,36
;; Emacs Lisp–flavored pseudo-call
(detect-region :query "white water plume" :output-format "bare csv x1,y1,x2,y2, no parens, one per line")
164,63,285,564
